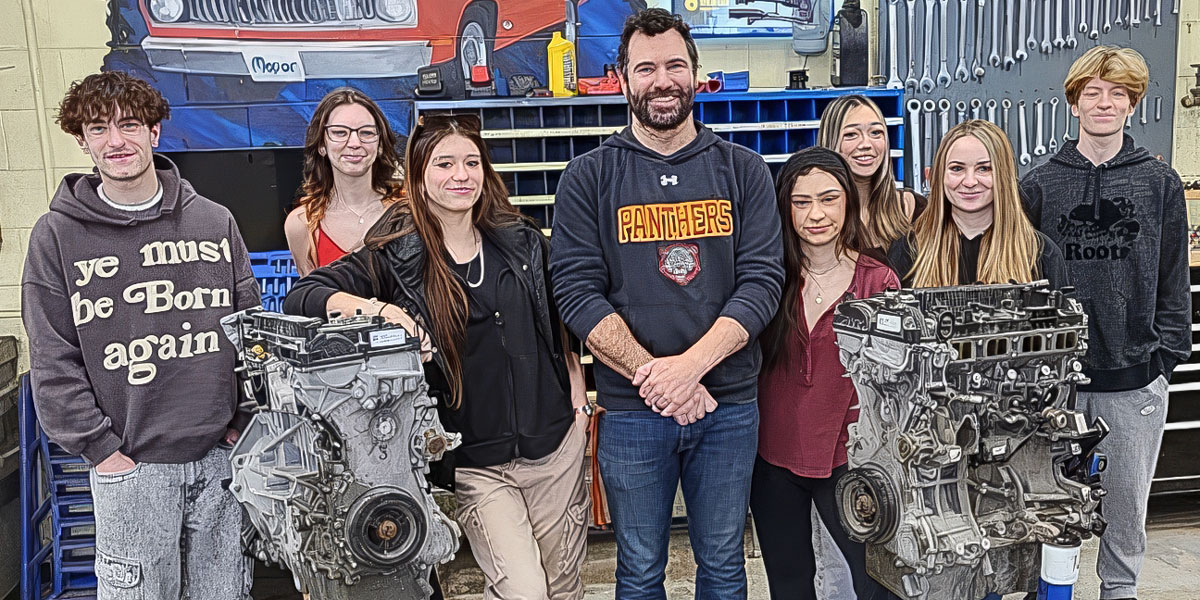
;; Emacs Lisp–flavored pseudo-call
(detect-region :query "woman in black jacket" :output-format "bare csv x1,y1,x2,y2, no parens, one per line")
284,113,591,600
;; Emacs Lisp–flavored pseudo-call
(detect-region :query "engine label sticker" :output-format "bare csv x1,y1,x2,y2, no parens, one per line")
369,329,410,348
877,313,902,333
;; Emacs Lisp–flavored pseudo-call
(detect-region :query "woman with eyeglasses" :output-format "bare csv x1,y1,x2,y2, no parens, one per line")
818,95,926,249
285,87,404,276
887,120,1069,290
284,113,592,599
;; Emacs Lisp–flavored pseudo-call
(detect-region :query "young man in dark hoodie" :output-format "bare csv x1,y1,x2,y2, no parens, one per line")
549,9,784,599
21,72,260,600
1021,46,1190,600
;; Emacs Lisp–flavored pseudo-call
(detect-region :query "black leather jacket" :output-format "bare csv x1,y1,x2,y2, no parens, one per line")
284,214,574,488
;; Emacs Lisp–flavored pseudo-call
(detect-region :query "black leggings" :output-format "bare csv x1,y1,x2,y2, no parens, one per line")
750,456,893,600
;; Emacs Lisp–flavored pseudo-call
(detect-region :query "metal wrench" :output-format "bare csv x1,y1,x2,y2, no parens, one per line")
1004,0,1018,67
1042,0,1054,53
1049,97,1060,153
1062,100,1071,141
990,0,1003,67
937,0,953,88
1144,0,1151,22
905,0,919,91
1034,98,1047,156
887,0,904,88
1067,0,1078,46
1131,0,1140,25
1103,0,1112,33
1140,98,1148,125
1026,0,1039,52
1081,0,1092,34
1002,98,1013,132
956,100,968,125
1155,0,1162,26
921,0,937,92
955,0,971,82
971,98,982,119
1155,96,1163,121
939,98,952,140
907,99,924,190
987,98,998,123
1054,0,1066,47
973,0,986,79
1016,0,1030,62
1089,0,1101,38
1116,0,1124,27
1018,100,1032,165
923,99,937,188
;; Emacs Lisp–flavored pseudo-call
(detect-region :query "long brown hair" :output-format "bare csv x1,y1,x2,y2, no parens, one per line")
366,113,525,410
907,120,1040,287
818,95,910,247
760,147,876,370
297,88,403,261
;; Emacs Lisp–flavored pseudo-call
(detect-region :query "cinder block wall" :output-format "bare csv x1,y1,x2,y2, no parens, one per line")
0,0,1193,369
0,0,108,369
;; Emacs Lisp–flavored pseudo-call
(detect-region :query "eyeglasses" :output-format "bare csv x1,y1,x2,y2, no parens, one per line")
324,125,380,144
84,120,147,140
414,113,482,135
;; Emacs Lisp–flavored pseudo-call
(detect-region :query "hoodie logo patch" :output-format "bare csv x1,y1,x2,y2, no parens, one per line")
660,175,678,186
658,243,700,285
617,199,733,243
1056,196,1140,260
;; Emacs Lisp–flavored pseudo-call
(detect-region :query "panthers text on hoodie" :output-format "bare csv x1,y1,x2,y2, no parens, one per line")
1021,135,1190,392
22,155,261,465
550,124,784,410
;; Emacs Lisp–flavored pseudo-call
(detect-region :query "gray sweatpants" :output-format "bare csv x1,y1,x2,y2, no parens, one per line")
1076,375,1169,600
89,445,251,600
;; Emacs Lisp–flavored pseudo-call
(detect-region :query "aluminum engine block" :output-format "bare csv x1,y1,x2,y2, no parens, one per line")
221,309,460,600
832,282,1108,599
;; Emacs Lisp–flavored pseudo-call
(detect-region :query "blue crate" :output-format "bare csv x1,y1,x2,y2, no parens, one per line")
249,250,299,313
19,375,100,600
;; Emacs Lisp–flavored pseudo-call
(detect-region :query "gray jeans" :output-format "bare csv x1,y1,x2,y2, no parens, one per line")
1076,375,1169,600
89,445,251,600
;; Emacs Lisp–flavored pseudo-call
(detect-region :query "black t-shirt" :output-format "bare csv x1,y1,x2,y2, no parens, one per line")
449,236,570,466
887,230,1070,289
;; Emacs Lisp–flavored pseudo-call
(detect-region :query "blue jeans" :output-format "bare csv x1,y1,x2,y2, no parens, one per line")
598,401,759,600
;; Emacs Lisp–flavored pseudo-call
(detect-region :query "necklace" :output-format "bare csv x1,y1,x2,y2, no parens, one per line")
335,188,368,225
806,256,846,305
453,229,485,289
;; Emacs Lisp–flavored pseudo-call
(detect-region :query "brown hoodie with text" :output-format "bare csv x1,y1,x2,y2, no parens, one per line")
21,155,260,465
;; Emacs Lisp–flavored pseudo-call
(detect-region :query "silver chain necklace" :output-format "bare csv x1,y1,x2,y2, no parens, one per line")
455,229,485,289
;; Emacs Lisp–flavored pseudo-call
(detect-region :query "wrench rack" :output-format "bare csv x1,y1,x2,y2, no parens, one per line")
879,0,1181,186
415,89,909,230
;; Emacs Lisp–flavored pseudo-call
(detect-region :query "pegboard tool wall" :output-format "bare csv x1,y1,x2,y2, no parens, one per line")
876,0,1180,191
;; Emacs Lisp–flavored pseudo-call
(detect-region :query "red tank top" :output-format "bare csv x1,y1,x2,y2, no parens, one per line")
315,227,349,267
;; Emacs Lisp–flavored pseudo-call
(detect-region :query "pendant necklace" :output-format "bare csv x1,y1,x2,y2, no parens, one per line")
336,188,367,225
807,257,844,305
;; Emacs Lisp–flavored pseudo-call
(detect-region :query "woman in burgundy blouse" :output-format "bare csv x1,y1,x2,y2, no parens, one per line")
752,147,898,600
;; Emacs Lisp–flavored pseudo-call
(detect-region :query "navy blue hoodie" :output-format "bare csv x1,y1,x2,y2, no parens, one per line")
1021,135,1190,392
550,124,784,410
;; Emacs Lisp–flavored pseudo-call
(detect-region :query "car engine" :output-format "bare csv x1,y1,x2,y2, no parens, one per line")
221,308,460,600
832,282,1108,599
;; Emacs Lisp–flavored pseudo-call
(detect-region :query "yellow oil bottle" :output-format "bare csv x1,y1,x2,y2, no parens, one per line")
547,31,577,97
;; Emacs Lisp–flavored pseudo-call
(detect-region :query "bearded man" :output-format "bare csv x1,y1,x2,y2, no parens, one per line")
548,9,784,599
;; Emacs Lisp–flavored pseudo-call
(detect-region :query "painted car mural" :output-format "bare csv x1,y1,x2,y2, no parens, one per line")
103,0,642,150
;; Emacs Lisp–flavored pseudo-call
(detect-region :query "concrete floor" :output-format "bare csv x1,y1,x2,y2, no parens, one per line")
252,493,1200,600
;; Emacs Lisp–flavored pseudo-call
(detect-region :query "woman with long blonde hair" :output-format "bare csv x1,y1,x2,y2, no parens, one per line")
888,120,1068,289
819,95,926,248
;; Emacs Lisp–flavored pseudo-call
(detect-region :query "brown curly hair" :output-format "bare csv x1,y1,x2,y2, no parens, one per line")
56,71,170,137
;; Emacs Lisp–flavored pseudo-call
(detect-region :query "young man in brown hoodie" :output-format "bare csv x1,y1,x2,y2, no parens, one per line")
21,71,260,600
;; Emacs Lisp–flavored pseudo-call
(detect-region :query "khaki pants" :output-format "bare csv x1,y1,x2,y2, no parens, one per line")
455,417,590,600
